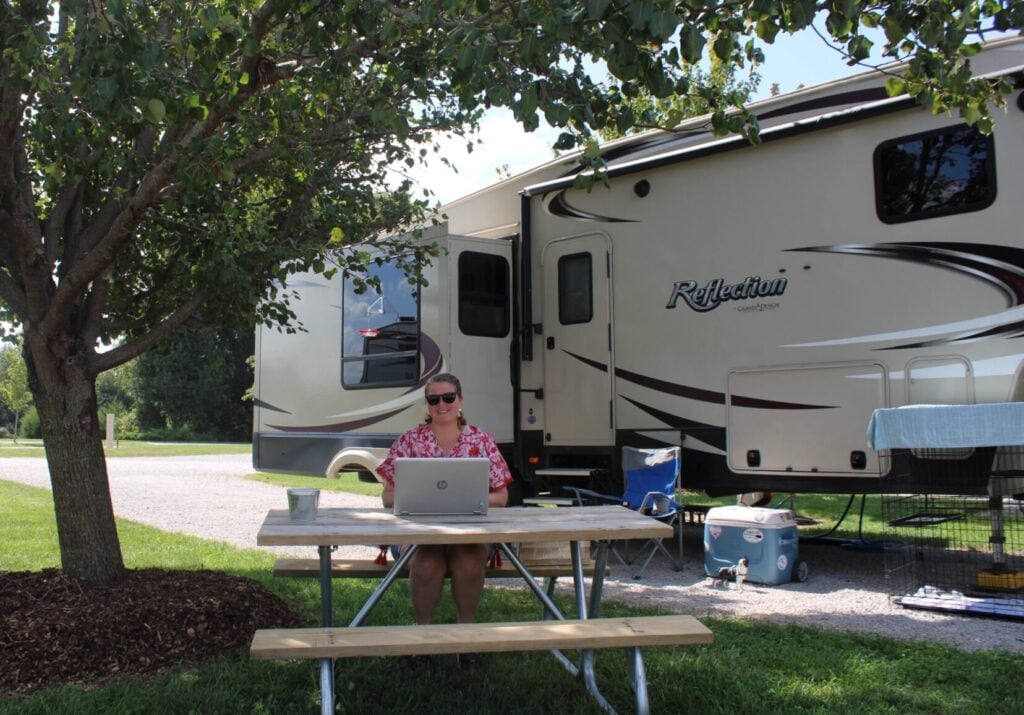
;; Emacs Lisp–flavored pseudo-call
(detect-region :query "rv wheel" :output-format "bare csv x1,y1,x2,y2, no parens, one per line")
793,560,809,582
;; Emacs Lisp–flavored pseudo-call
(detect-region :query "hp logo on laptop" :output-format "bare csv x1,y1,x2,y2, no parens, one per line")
436,480,448,490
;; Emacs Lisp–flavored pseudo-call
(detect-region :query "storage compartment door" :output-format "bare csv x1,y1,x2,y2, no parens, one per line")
727,362,887,476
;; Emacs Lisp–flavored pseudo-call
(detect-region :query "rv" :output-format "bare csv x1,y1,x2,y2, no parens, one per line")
254,38,1024,500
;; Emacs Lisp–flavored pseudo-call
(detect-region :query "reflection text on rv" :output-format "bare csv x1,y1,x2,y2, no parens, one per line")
665,276,788,312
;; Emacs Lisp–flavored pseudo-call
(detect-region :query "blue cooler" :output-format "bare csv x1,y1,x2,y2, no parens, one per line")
704,506,802,585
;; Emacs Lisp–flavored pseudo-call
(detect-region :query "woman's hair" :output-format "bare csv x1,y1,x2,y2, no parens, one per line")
423,372,467,427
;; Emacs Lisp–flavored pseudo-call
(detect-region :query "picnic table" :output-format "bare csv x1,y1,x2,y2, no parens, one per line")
253,504,712,714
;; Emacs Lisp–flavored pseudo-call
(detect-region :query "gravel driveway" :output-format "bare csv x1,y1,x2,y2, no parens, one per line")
4,454,1024,653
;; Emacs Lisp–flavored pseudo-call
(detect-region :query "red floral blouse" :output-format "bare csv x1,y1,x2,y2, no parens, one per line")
377,424,513,491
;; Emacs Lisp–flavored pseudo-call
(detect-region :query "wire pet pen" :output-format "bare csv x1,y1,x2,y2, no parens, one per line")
884,489,1024,618
869,405,1024,620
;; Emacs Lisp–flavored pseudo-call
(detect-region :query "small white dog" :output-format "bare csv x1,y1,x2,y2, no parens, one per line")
711,557,750,591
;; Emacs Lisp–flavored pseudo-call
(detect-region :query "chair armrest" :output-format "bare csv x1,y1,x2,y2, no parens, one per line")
639,491,679,515
562,485,624,506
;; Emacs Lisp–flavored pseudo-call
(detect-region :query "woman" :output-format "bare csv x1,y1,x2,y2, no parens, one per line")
377,373,512,664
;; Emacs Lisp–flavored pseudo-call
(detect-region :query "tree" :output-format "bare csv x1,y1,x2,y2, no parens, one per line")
598,58,761,141
133,326,253,442
0,2,1019,585
0,342,31,441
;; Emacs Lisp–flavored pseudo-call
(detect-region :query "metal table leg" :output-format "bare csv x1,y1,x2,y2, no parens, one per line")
497,543,566,620
318,545,334,715
629,646,651,715
574,540,618,715
318,545,418,714
349,545,419,627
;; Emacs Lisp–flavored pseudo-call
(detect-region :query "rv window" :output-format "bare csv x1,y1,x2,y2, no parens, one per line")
458,251,510,337
341,262,419,387
874,124,996,224
558,253,592,325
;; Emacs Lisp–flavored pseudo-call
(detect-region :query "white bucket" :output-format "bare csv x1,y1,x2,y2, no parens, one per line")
287,488,320,521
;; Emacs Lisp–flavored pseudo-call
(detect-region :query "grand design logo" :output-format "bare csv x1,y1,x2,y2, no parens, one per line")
666,276,788,312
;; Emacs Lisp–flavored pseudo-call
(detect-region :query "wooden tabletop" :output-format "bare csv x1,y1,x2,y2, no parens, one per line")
257,505,673,547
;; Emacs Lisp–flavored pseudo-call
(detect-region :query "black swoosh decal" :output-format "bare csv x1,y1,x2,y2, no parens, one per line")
791,242,1024,307
790,242,1024,348
547,191,638,223
254,399,290,414
562,350,835,410
268,405,412,433
268,332,444,432
620,396,726,450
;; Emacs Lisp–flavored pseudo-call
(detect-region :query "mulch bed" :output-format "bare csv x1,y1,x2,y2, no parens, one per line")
0,568,304,697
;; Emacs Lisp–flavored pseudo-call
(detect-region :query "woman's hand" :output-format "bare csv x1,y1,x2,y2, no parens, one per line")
381,481,395,508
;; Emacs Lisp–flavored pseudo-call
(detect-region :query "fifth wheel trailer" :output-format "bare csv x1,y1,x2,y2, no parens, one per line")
254,38,1024,499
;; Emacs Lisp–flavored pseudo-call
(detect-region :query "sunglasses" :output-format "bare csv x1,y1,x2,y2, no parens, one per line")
425,392,458,406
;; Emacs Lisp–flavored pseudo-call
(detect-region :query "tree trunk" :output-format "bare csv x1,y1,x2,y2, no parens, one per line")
27,340,125,585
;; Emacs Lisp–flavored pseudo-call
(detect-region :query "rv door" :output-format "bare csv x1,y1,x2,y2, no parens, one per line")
541,233,614,446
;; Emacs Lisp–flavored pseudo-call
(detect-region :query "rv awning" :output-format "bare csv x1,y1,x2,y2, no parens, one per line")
866,403,1024,450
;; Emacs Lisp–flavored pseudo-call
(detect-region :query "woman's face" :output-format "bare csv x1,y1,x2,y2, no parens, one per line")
426,381,462,426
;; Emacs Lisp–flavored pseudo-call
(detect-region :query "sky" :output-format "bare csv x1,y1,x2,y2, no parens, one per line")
402,27,887,206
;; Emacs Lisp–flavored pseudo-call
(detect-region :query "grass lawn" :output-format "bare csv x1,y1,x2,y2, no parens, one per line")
683,491,895,542
0,438,251,459
246,470,382,498
2,480,1023,713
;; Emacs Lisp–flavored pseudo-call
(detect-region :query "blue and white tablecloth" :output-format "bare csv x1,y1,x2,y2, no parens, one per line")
866,403,1024,450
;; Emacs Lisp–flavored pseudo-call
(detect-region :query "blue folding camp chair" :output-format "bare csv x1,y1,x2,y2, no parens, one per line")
565,446,683,579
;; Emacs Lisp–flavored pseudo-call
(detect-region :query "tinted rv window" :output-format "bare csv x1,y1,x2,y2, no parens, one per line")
874,124,996,224
341,262,419,387
458,252,510,337
558,253,592,325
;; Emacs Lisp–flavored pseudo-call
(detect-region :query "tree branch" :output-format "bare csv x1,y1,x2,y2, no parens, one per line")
81,273,111,349
90,286,213,373
42,78,264,335
41,3,298,334
0,264,27,317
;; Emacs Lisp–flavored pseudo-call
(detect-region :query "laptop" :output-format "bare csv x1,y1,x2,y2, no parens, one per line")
392,457,491,516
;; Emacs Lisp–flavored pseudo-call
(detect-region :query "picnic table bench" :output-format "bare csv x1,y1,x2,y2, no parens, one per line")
271,555,604,580
252,613,712,659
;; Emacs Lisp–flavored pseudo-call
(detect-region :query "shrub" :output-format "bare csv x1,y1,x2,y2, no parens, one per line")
116,410,141,440
19,407,41,439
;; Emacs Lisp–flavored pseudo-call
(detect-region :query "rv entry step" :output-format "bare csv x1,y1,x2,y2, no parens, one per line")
533,467,606,496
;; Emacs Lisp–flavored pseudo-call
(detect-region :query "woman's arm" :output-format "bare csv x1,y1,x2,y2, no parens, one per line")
381,480,395,508
488,485,509,508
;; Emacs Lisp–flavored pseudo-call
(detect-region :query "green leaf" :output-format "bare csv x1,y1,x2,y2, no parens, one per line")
144,98,166,124
519,83,538,119
961,43,982,57
846,35,873,63
457,45,475,70
755,18,780,43
826,11,853,37
712,34,734,62
883,16,906,45
884,76,906,96
586,0,612,20
962,102,981,126
649,11,678,41
680,23,706,64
